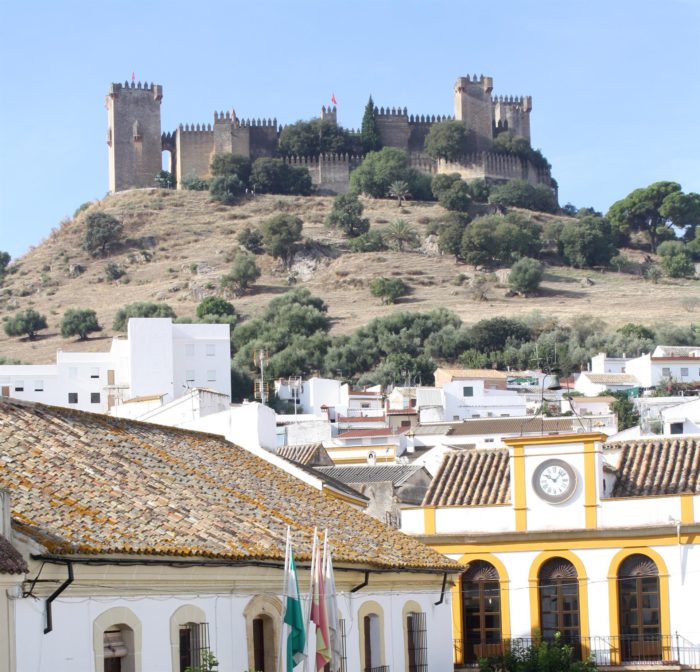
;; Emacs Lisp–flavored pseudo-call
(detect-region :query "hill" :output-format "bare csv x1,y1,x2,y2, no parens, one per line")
1,189,698,365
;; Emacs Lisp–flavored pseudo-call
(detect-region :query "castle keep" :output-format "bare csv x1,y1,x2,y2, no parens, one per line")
106,75,552,194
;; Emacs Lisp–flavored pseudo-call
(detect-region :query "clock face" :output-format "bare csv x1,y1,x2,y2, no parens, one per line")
533,459,577,503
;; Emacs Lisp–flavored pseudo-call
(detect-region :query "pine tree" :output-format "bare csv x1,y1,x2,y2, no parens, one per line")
361,95,382,152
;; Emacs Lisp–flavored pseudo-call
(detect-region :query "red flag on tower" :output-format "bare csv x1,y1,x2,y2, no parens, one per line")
331,94,337,106
132,71,136,82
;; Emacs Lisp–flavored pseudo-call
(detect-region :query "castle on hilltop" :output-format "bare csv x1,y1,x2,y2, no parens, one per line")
106,75,553,194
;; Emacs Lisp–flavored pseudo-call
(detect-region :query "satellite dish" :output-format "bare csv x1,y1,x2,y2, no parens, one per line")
367,451,377,466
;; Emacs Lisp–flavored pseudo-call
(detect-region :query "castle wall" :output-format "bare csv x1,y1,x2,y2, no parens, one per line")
454,75,494,152
175,125,214,185
493,96,532,142
286,154,361,194
438,152,550,187
375,108,411,151
107,82,163,192
108,75,548,195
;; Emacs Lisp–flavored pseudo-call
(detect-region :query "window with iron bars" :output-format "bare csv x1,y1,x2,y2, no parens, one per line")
407,611,428,672
322,619,348,672
179,622,210,672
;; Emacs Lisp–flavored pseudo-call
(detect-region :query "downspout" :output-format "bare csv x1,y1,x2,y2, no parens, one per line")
351,570,370,593
44,560,74,634
434,571,448,606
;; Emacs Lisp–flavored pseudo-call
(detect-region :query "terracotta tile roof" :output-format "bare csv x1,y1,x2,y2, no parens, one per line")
570,396,616,404
436,368,509,382
124,394,164,405
0,399,457,571
422,449,510,506
582,373,639,384
0,534,27,574
448,416,579,436
276,443,332,466
337,428,396,439
336,415,387,423
653,346,700,358
605,436,700,497
316,465,426,486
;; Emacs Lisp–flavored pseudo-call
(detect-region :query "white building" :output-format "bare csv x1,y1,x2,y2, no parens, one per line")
626,348,700,388
661,397,700,435
0,318,231,412
401,432,700,668
590,352,631,374
574,371,640,397
1,398,458,672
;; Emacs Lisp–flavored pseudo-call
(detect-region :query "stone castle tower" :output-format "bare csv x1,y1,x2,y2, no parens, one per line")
106,81,163,192
107,75,549,195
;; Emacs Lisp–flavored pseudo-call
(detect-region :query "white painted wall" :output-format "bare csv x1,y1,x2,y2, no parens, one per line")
13,585,454,672
442,381,527,421
0,319,232,412
591,353,630,374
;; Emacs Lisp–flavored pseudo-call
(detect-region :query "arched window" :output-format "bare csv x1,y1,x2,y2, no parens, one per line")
93,608,141,672
461,560,502,663
406,610,428,672
363,613,381,672
618,554,661,661
244,595,283,672
538,558,580,652
169,605,209,672
103,624,134,672
359,600,385,672
252,615,276,672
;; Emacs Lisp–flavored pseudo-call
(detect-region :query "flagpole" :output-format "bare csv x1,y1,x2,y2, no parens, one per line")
303,528,318,672
278,526,291,672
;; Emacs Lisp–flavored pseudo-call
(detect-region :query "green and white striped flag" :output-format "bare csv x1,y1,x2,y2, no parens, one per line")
283,548,306,671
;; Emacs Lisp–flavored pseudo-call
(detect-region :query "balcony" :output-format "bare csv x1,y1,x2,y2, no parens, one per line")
453,634,700,669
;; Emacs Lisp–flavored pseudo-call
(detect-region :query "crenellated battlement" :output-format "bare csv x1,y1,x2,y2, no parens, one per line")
285,153,363,166
213,111,278,128
107,73,552,195
178,123,214,133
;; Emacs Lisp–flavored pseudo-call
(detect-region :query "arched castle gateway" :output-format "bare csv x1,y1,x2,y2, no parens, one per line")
106,75,554,194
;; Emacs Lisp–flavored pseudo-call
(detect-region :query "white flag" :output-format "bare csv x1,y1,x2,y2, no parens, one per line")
324,547,342,672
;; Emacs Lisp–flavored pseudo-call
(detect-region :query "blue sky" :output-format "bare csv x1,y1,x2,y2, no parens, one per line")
1,0,698,258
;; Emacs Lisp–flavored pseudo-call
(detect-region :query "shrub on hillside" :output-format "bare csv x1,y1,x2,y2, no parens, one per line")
60,308,101,340
461,214,541,265
488,179,558,213
196,296,236,320
209,175,246,205
83,211,123,257
559,215,616,268
104,262,126,281
424,120,474,161
369,277,409,304
278,118,353,157
210,153,252,184
237,227,264,254
181,177,210,191
261,214,303,268
509,257,544,295
657,240,695,278
220,252,261,297
3,309,48,340
347,229,387,253
250,158,312,195
349,147,410,198
113,302,176,331
326,193,370,238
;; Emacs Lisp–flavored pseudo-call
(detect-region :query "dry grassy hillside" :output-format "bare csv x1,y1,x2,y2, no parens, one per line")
1,189,698,364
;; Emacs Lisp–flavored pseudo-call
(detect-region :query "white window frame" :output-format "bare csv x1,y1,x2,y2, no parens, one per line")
205,343,215,357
